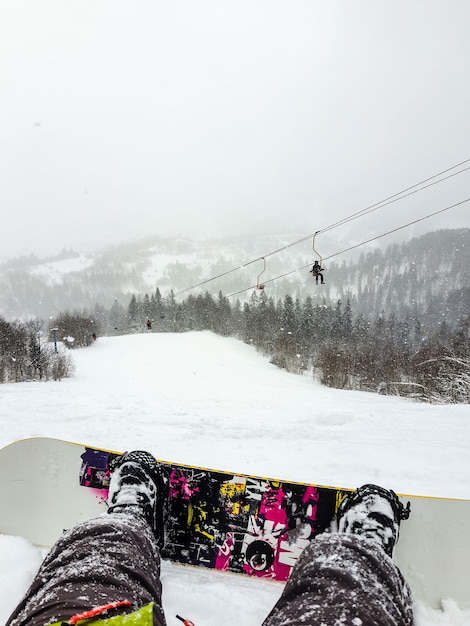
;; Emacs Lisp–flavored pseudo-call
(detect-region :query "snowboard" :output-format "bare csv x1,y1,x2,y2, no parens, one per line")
0,437,469,610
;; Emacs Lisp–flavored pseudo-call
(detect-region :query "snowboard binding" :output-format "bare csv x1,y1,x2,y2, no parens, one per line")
336,484,411,557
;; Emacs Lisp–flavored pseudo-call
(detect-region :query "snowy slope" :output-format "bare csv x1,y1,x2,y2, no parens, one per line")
1,332,469,625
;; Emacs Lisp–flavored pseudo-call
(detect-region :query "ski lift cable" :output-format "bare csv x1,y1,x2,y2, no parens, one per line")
42,313,128,338
175,158,470,298
322,197,470,261
174,263,251,296
78,309,158,336
174,236,315,296
317,163,470,234
225,198,470,298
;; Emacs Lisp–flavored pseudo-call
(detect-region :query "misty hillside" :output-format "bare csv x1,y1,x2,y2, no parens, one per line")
329,229,470,326
0,229,469,328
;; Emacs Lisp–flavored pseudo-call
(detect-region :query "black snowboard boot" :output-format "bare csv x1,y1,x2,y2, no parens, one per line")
107,450,167,549
336,484,410,557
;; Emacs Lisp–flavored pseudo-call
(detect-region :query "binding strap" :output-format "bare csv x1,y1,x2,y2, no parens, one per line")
339,484,411,522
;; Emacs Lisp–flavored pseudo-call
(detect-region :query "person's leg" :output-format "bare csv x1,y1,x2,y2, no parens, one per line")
6,451,167,626
262,533,413,626
262,484,414,626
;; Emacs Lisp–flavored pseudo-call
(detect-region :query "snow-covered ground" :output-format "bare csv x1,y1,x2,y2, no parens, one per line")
0,332,469,625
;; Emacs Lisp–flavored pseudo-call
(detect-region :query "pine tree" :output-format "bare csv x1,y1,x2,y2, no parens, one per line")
128,294,139,324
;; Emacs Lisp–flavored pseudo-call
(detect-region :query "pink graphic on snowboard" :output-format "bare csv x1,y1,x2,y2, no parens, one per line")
216,481,320,581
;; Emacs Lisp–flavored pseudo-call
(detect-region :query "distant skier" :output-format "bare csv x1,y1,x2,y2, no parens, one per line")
310,260,325,284
6,453,413,626
146,319,152,331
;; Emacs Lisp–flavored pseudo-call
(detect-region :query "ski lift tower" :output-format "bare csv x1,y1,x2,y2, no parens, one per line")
50,327,58,353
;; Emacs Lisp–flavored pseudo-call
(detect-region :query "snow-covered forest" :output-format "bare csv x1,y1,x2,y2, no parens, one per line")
2,288,469,402
0,229,468,322
1,230,469,402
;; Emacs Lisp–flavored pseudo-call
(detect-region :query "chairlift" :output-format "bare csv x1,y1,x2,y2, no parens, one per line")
257,257,266,290
312,231,322,264
310,231,325,285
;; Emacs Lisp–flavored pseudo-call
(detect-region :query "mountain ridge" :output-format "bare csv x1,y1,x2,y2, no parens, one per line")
0,229,468,327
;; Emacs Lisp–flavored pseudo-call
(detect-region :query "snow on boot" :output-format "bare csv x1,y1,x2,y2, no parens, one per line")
107,450,167,548
336,484,410,557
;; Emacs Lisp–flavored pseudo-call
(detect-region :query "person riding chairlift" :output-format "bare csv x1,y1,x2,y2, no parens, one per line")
310,260,325,285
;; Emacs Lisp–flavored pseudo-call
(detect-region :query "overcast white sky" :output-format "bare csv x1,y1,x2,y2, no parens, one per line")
1,0,469,260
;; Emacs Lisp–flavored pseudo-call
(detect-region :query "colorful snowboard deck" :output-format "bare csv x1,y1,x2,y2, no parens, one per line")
1,437,469,609
81,444,340,582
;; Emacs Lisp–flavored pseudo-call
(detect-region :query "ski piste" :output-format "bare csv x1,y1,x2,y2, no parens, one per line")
0,437,469,610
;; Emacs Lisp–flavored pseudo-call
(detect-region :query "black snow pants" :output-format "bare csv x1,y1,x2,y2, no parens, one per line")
7,515,413,626
263,533,414,626
6,512,166,626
